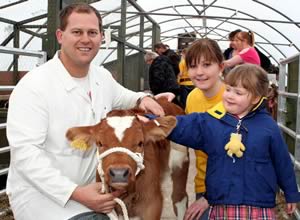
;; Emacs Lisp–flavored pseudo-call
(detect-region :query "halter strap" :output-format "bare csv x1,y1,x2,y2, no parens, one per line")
96,147,145,220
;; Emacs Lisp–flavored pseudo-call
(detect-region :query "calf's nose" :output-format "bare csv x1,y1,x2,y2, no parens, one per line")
109,168,130,183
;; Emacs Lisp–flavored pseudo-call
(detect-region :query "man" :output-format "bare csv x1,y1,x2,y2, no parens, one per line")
144,51,182,107
154,42,181,77
6,3,165,220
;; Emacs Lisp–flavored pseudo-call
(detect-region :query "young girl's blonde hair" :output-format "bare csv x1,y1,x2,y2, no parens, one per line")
185,38,224,69
224,64,269,98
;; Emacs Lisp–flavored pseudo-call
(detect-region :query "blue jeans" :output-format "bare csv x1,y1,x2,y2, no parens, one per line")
195,193,209,220
68,212,109,220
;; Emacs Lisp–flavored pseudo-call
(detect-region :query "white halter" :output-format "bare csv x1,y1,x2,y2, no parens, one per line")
96,147,145,220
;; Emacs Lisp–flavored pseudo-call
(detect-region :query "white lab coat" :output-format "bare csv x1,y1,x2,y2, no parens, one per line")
6,52,145,220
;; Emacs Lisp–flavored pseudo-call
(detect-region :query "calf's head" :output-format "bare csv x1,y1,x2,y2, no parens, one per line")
66,110,176,191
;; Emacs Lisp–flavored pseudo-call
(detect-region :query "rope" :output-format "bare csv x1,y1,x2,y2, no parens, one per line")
96,147,145,220
97,147,145,176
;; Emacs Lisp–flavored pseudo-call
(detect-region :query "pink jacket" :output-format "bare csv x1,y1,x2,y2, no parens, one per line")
239,47,261,65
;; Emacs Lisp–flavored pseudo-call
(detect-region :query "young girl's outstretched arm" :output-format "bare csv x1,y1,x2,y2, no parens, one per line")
168,113,205,150
223,54,243,68
270,124,300,204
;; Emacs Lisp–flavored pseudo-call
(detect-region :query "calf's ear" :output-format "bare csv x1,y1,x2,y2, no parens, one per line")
143,116,177,142
66,126,95,151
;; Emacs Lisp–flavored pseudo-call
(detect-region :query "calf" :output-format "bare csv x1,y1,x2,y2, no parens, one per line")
66,98,189,220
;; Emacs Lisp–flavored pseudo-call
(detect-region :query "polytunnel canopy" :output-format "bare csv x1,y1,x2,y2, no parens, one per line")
93,0,300,66
0,0,300,69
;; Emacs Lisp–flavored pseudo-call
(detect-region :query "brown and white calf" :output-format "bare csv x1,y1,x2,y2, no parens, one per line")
66,98,189,220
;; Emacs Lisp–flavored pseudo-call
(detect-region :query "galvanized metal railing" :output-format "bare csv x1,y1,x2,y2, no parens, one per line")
0,46,46,218
278,53,300,219
0,86,12,199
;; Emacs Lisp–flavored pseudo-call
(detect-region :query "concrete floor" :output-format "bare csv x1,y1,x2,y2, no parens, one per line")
161,149,196,220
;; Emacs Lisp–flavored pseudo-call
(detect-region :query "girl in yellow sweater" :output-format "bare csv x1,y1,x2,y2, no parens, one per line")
184,38,225,220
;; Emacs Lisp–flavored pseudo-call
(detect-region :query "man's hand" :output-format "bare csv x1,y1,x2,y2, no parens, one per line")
71,183,124,213
138,96,165,116
154,92,176,102
184,197,209,220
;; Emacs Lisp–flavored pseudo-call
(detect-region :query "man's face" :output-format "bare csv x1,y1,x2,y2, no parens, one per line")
146,59,153,65
56,12,102,74
155,47,164,55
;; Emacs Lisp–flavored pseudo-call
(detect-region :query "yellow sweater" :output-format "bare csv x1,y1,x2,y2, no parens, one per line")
185,84,225,193
178,59,193,86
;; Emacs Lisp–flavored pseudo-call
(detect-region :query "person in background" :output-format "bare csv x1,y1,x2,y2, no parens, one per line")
183,38,225,220
178,48,194,108
266,83,278,120
224,31,260,69
223,29,242,60
6,3,166,220
169,64,300,219
144,51,182,107
224,29,271,72
154,42,181,77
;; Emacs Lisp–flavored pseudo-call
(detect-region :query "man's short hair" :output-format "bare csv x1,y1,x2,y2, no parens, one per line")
59,3,103,32
154,43,167,50
144,51,159,63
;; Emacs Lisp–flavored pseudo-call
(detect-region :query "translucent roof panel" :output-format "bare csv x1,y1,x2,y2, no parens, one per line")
0,0,300,68
122,0,300,64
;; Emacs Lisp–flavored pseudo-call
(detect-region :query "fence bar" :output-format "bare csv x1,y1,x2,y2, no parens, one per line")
0,46,45,58
290,153,300,171
0,146,10,154
0,86,14,91
278,123,297,138
0,168,8,176
278,91,298,99
280,52,300,65
0,123,7,129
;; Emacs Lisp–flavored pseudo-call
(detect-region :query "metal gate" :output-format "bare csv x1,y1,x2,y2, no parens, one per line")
278,53,300,219
0,46,46,218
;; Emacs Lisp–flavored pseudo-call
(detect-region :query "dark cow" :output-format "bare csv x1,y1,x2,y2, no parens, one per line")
66,98,189,220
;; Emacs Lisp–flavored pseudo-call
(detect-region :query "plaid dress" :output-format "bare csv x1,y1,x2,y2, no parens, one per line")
209,205,276,220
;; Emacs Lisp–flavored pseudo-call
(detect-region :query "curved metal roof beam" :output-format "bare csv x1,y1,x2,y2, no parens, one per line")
212,17,286,59
204,12,237,38
127,0,159,26
0,0,28,9
101,2,158,28
120,11,287,60
100,2,291,63
126,24,278,65
145,4,299,52
148,16,285,59
139,19,283,63
172,5,202,37
253,0,300,28
147,25,278,64
160,28,289,47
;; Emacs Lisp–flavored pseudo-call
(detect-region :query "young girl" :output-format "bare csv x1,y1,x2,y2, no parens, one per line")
224,31,261,68
169,64,300,219
184,38,225,220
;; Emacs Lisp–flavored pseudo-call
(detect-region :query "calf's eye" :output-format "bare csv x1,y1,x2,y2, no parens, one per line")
96,141,103,147
138,141,144,148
